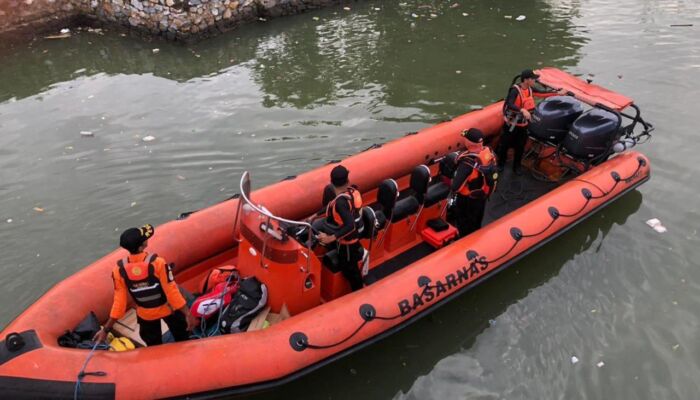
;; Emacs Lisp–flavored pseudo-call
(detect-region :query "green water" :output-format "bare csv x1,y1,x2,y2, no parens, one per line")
1,0,698,398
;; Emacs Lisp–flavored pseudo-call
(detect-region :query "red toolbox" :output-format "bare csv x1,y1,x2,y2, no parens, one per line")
421,219,459,248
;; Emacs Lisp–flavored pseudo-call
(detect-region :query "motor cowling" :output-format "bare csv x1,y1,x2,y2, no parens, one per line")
562,108,621,160
529,96,583,144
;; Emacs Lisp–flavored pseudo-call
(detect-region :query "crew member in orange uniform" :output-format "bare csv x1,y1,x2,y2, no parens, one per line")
498,69,567,174
451,129,498,237
94,224,197,346
317,165,365,291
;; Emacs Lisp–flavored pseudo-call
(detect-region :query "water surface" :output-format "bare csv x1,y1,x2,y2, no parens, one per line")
1,0,698,399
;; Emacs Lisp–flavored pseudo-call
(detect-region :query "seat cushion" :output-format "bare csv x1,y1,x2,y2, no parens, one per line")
322,249,341,273
425,182,450,207
392,196,420,222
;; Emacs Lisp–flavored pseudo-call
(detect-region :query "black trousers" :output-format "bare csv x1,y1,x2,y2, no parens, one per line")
497,124,528,170
455,195,487,238
138,311,189,346
338,242,364,291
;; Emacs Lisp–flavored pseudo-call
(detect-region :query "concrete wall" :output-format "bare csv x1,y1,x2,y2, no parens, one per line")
1,0,340,42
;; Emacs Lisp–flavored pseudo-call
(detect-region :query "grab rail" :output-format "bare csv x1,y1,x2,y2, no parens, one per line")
237,171,312,273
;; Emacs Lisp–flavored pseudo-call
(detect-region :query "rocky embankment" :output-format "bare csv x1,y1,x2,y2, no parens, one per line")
0,0,341,42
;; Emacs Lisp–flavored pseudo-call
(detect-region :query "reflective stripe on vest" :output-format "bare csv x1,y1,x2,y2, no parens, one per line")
117,253,167,309
456,148,498,199
503,85,536,127
326,188,363,244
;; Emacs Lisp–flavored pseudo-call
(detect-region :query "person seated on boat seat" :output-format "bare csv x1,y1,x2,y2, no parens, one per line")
317,165,365,291
93,224,198,346
451,128,499,237
498,69,567,175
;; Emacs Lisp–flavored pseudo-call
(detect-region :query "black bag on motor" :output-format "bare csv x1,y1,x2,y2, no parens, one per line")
219,277,268,334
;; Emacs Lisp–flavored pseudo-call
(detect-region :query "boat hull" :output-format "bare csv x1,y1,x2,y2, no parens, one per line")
0,68,650,399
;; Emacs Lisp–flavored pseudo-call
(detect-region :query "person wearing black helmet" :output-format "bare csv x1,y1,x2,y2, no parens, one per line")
317,165,365,291
498,69,567,175
93,224,198,346
451,128,499,237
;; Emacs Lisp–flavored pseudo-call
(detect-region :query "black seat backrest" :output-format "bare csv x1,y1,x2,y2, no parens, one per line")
322,184,336,208
377,179,399,216
410,165,431,204
358,207,379,239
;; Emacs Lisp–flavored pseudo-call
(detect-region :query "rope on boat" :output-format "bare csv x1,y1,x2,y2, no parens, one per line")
74,341,108,400
470,157,645,269
290,156,646,352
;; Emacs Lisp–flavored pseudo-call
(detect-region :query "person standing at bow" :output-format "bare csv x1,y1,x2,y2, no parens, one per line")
498,69,567,175
93,224,197,346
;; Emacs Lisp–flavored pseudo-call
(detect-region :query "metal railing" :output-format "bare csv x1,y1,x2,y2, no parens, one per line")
234,171,313,273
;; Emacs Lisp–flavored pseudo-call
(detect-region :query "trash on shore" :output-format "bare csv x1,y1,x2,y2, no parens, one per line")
343,6,351,11
504,15,512,19
60,28,70,34
670,24,693,27
80,131,94,137
142,135,156,142
571,356,579,364
516,15,526,21
646,218,667,233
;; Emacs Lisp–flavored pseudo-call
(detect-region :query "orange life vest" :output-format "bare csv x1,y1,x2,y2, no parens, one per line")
326,187,363,244
503,84,536,127
117,254,167,309
456,147,498,199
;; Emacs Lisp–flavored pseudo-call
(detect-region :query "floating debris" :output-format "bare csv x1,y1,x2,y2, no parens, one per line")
596,361,605,368
152,48,160,54
60,28,70,34
6,219,13,223
670,24,693,27
456,70,462,74
462,12,469,16
312,16,320,21
516,15,526,21
176,175,187,181
646,218,667,233
571,356,579,364
343,6,351,11
672,344,680,351
411,13,419,18
142,135,156,142
130,202,137,207
80,131,94,137
45,33,71,39
33,207,45,213
504,15,512,19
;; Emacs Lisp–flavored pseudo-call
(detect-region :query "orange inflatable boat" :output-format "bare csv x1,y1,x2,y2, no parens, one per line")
0,68,653,399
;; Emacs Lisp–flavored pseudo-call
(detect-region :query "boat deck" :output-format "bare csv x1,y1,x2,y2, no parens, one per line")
365,168,559,285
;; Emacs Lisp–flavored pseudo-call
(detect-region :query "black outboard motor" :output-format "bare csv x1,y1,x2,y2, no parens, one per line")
529,96,583,144
562,108,622,161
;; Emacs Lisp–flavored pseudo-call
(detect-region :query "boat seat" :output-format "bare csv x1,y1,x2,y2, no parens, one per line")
377,179,399,220
380,165,432,222
425,182,450,207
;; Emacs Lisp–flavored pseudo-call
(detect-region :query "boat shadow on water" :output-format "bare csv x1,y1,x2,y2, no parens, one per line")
242,189,643,400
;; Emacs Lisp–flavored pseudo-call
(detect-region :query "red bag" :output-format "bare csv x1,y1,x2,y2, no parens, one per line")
191,266,240,319
200,265,239,294
191,280,240,318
